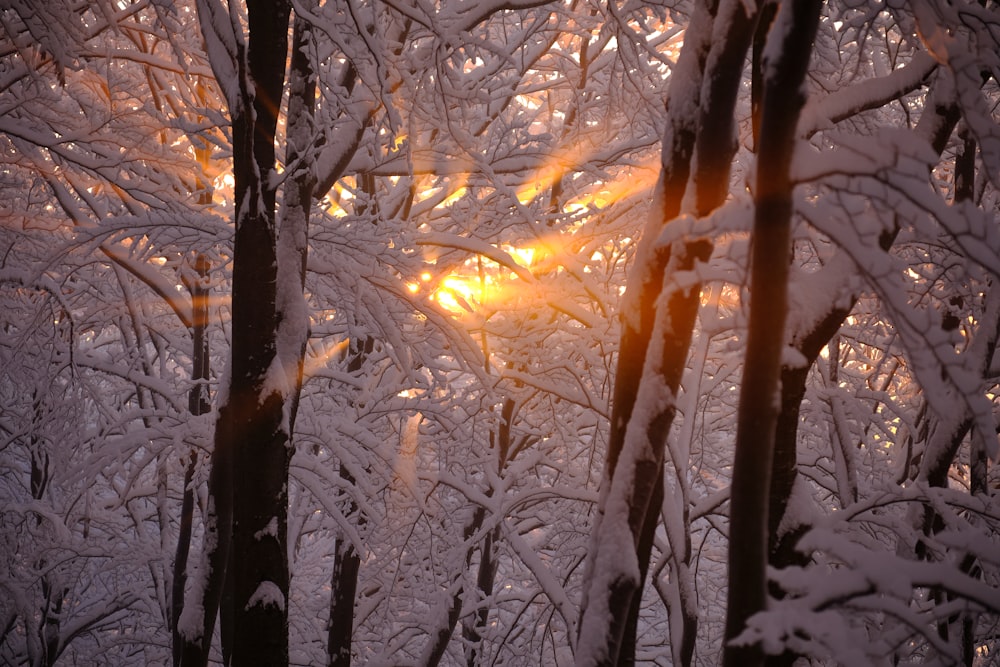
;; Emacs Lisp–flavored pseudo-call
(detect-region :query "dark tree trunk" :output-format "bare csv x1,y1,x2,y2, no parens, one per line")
327,337,373,667
327,466,362,667
421,506,488,667
179,2,292,665
576,3,759,664
173,255,210,667
226,3,293,665
462,395,515,666
30,394,66,667
723,4,821,667
764,78,967,667
462,524,499,667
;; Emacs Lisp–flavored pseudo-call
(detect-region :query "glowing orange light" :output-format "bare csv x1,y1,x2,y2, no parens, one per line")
303,338,349,378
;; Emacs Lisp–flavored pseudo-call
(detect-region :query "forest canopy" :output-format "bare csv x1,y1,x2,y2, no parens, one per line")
1,1,999,666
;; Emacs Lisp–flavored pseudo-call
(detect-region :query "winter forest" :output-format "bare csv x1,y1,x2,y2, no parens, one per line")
3,0,1000,665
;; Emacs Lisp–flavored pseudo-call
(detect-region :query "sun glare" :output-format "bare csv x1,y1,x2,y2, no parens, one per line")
432,275,480,313
304,338,349,378
441,186,468,208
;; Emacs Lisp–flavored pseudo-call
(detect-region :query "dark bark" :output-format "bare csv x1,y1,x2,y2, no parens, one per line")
616,238,711,667
767,81,963,566
421,507,488,667
919,124,994,663
173,256,210,667
618,449,665,667
327,337,373,667
180,2,292,665
462,395,515,666
577,4,759,664
723,4,821,667
30,395,66,667
764,81,967,667
178,400,233,667
750,3,778,151
691,3,760,219
462,524,499,667
227,3,293,665
280,8,318,435
327,467,361,667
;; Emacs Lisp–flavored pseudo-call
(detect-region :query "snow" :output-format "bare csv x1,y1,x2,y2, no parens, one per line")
799,51,936,136
260,349,291,406
177,596,205,643
780,345,808,370
254,517,278,541
195,0,242,113
246,580,285,612
7,2,1000,665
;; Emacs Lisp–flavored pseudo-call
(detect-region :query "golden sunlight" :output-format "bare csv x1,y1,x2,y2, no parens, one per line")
432,275,480,313
440,186,468,208
564,159,660,213
304,338,349,378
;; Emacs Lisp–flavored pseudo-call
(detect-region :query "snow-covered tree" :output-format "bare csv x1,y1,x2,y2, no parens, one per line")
2,1,999,666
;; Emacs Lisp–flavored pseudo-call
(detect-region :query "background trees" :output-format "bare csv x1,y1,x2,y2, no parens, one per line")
1,1,998,666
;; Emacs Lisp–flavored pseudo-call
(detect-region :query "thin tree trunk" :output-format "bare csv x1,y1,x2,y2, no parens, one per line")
462,395,515,666
420,506,488,667
575,3,758,664
327,337,373,667
764,77,967,667
173,254,210,667
919,128,996,662
723,4,820,666
327,466,362,667
30,393,65,667
462,524,498,667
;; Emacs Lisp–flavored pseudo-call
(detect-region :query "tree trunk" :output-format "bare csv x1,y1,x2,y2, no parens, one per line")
763,72,969,667
723,4,820,666
576,3,758,664
327,466,362,667
462,395,515,666
173,255,210,667
327,336,373,667
228,3,293,663
178,2,292,665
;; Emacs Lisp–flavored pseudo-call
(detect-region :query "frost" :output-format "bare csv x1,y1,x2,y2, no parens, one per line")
246,580,285,612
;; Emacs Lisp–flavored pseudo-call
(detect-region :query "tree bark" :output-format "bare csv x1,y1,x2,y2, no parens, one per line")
179,2,292,665
576,3,758,664
763,72,968,667
173,254,210,667
723,4,821,666
327,467,362,667
327,336,373,667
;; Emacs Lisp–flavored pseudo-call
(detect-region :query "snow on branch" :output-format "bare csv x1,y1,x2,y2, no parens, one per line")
195,0,242,113
417,232,534,283
246,580,285,611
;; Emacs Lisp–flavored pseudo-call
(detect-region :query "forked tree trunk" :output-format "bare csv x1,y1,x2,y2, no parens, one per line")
178,1,292,665
764,77,969,667
576,3,758,664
